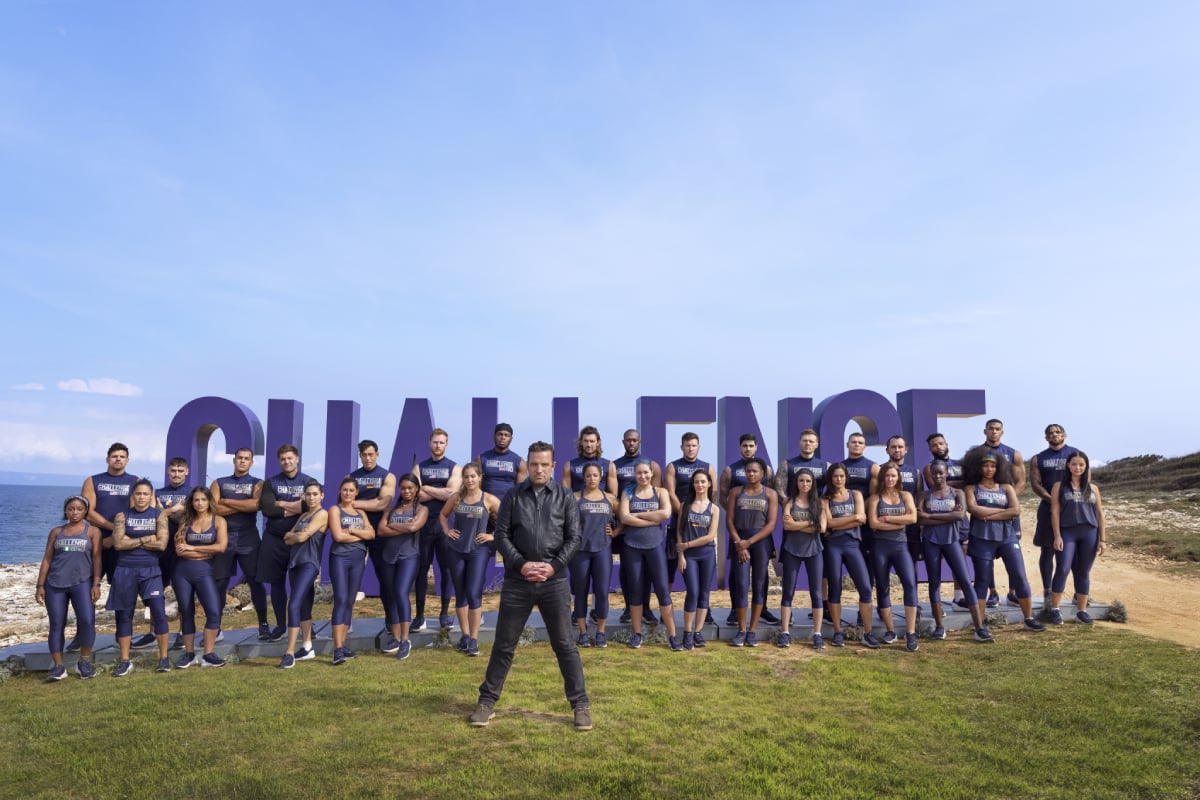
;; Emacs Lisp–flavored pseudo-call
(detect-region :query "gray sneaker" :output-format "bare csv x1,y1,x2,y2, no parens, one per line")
468,703,496,727
573,705,593,731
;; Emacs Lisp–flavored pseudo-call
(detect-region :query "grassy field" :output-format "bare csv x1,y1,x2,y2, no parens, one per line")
3,626,1198,800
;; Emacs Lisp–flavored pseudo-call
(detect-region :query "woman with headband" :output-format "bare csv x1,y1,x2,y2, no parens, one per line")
35,496,102,680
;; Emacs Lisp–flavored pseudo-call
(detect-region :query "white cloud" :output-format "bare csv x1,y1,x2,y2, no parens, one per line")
12,383,44,391
57,378,143,397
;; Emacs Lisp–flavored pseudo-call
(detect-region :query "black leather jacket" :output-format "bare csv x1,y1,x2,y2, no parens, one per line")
494,479,581,581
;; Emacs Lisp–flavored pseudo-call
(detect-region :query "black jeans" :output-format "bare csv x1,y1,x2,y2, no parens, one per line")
478,576,588,709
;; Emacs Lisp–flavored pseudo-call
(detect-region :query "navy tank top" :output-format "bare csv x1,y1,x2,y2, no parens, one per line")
118,506,160,568
1058,484,1099,529
215,473,261,531
733,488,769,538
970,485,1014,542
1036,446,1079,511
479,449,522,498
782,503,822,558
785,456,828,489
728,458,752,490
576,494,614,553
921,491,960,545
418,457,457,514
827,494,862,541
681,502,716,548
612,455,642,496
185,519,219,548
265,472,312,538
874,496,909,542
155,484,190,535
47,523,92,588
351,465,391,528
381,506,419,563
568,456,611,489
446,496,488,555
670,458,710,504
287,513,326,569
842,457,875,496
624,489,664,550
91,472,139,525
332,509,369,557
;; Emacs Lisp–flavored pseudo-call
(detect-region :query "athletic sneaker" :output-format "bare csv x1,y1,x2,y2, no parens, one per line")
730,631,747,647
411,616,426,632
76,659,95,680
745,631,759,648
65,636,80,653
458,635,470,653
201,653,226,668
905,633,919,652
381,638,400,654
628,632,643,649
332,647,347,666
170,633,184,650
986,591,1000,608
933,626,946,640
776,631,791,648
278,653,295,669
682,632,694,651
573,705,593,731
668,635,683,652
156,657,171,673
974,627,994,643
1023,617,1047,632
952,597,970,610
1006,590,1020,605
113,660,134,678
466,638,480,657
882,631,897,645
268,625,286,643
862,632,882,649
823,608,833,623
619,608,632,624
812,633,825,650
692,631,706,648
588,608,599,624
643,608,657,624
594,632,607,649
725,611,737,627
577,633,591,648
214,630,225,643
131,633,156,649
46,664,67,682
439,614,453,631
295,647,316,661
396,640,411,660
759,608,779,624
1049,608,1064,625
257,623,271,641
176,652,197,670
343,648,357,660
1076,610,1094,625
468,703,495,727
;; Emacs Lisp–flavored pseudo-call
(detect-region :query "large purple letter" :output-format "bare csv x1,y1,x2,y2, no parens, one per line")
636,396,717,473
266,399,304,469
471,398,498,460
325,401,360,494
897,389,987,468
718,397,771,473
552,398,579,469
814,390,903,463
164,397,264,487
387,399,435,476
776,397,815,466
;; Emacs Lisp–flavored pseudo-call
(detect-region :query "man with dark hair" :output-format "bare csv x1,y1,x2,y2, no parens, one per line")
212,448,268,638
154,457,191,649
470,441,590,731
979,419,1026,607
475,423,527,500
351,439,398,648
258,445,313,641
562,425,617,495
1029,424,1078,604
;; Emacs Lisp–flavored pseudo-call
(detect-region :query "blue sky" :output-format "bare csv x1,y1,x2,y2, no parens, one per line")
2,3,1198,483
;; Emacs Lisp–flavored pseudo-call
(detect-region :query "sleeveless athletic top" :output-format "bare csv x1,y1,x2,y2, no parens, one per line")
826,493,862,541
47,523,92,588
117,506,161,568
782,502,822,558
970,485,1015,542
91,472,139,524
568,456,611,489
785,456,828,489
891,464,919,496
681,502,716,549
728,458,752,490
446,496,488,555
981,442,1017,464
351,465,391,529
185,519,219,548
624,489,664,550
670,458,710,504
479,449,521,499
612,455,643,497
215,473,261,531
381,505,419,563
1058,484,1100,529
155,484,189,537
418,457,457,516
842,457,875,496
921,491,960,545
287,513,326,569
576,493,614,553
332,509,369,557
264,472,312,538
874,496,909,542
733,488,769,538
1035,446,1079,511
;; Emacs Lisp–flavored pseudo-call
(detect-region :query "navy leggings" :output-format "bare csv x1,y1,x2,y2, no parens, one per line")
1052,524,1099,596
681,547,715,613
45,581,94,654
823,534,873,604
780,551,823,610
330,551,366,626
622,545,672,608
872,538,918,608
447,547,491,610
728,536,773,609
922,539,978,606
969,538,1030,601
286,561,319,628
174,561,223,635
416,530,452,616
368,544,399,626
385,556,421,624
569,547,613,621
116,601,168,639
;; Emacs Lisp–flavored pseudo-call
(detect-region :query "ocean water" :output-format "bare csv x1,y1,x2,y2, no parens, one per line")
0,485,81,564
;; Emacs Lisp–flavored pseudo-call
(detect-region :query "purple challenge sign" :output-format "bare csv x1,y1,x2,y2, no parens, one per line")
165,389,985,595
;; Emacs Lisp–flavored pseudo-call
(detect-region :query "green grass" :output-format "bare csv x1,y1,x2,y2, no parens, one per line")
1100,489,1200,572
3,627,1198,799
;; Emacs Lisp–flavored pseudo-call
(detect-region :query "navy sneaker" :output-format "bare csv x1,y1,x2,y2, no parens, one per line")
577,633,591,648
170,633,184,650
46,664,67,682
381,638,400,654
396,640,411,660
439,614,454,631
131,633,156,649
588,608,599,624
594,632,607,649
628,632,643,649
619,608,632,624
759,608,779,624
775,631,791,648
974,626,994,643
862,632,882,649
332,647,347,666
668,635,683,652
466,637,480,657
905,633,919,652
76,659,95,680
1076,610,1094,625
882,631,897,645
1006,590,1020,605
682,631,694,651
278,653,295,669
745,631,759,648
113,660,134,678
411,616,426,632
823,607,833,623
268,625,286,643
725,611,737,627
730,630,747,647
458,635,470,653
201,652,226,668
986,591,1000,608
156,657,171,673
65,636,80,653
257,623,271,641
343,648,357,660
1024,617,1046,632
831,631,845,647
952,597,970,610
643,608,657,625
692,630,706,648
933,626,947,640
295,647,316,661
812,633,825,650
1049,608,1064,625
176,652,197,670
